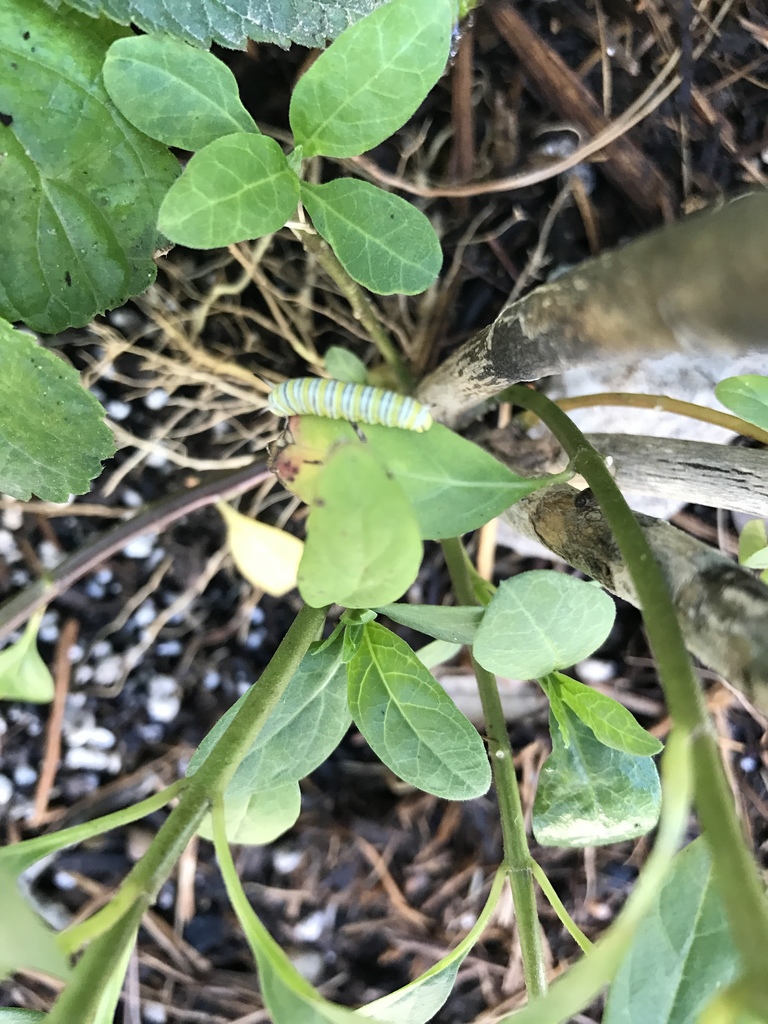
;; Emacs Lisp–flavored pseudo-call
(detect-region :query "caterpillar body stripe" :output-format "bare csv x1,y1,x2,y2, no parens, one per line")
268,378,433,432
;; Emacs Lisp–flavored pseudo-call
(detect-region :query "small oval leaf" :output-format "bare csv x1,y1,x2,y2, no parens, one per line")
347,623,491,800
716,375,768,431
301,179,442,295
289,0,455,158
376,603,483,644
103,35,258,150
158,134,299,248
0,610,54,704
217,501,303,597
198,783,301,846
474,572,616,679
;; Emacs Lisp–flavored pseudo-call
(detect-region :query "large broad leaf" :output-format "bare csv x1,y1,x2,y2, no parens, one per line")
158,133,299,249
0,322,114,501
300,179,442,296
0,864,70,981
297,444,423,608
533,708,661,847
0,1012,47,1021
604,839,740,1024
473,571,616,680
715,375,768,431
271,417,551,540
189,634,349,843
347,623,491,800
0,0,179,333
103,34,258,150
289,0,454,157
43,0,388,50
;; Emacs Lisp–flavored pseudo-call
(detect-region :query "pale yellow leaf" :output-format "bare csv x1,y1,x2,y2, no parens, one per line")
217,502,303,597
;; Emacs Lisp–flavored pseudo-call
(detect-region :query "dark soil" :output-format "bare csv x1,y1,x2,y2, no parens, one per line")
2,2,768,1021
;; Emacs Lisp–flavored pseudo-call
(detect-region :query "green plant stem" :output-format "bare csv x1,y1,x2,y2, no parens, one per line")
508,384,768,976
441,536,548,999
0,780,186,875
529,859,592,955
58,602,326,956
298,229,413,392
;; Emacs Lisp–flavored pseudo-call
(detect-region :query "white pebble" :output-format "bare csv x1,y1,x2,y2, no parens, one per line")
203,670,220,691
740,755,758,773
273,849,303,875
93,654,124,687
122,534,156,559
38,540,64,569
91,639,113,659
10,568,29,586
147,676,181,723
13,764,38,787
144,1001,168,1023
0,529,21,563
146,451,168,469
288,950,324,984
0,716,6,737
64,748,122,773
147,547,166,568
74,664,94,685
156,639,182,657
293,909,332,943
68,643,85,663
144,388,169,411
84,579,105,600
106,399,131,421
121,487,144,508
576,658,617,685
137,722,165,743
133,600,156,629
67,725,115,751
95,568,113,584
2,507,23,530
0,774,13,804
53,870,78,891
250,606,266,626
39,621,60,643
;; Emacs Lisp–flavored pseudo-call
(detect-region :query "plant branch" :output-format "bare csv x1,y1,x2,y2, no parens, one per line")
441,537,548,998
507,384,768,976
298,228,414,391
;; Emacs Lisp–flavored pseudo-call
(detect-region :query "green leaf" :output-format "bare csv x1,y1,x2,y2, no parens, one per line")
289,0,454,158
533,707,661,847
198,782,301,845
300,180,442,295
358,868,506,1024
188,635,350,795
297,444,423,608
0,609,54,703
0,864,70,981
738,519,768,570
324,346,369,384
604,839,740,1024
0,322,114,501
158,133,299,249
52,0,389,50
473,571,616,679
376,603,483,644
715,375,768,431
0,1,179,334
546,672,663,757
415,639,461,669
103,34,258,150
347,623,491,800
0,1012,47,1022
274,416,552,540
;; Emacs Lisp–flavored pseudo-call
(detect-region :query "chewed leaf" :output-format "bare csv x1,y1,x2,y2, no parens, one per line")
217,502,303,597
474,571,615,679
324,346,369,384
158,134,299,248
347,623,491,800
298,444,423,608
103,35,258,150
0,610,54,704
0,863,70,981
533,707,660,847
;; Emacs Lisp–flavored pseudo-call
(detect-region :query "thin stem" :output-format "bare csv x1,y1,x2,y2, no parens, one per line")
442,537,548,998
298,229,413,391
554,391,768,446
508,384,768,976
530,859,592,955
59,603,326,954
